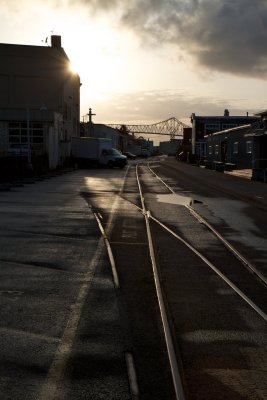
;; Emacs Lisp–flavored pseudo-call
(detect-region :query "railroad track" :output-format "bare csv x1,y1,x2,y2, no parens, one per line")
146,161,267,291
92,161,267,400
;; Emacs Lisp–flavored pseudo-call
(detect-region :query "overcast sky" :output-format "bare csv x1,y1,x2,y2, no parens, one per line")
1,0,267,132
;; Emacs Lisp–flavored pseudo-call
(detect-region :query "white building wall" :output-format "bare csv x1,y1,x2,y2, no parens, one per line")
85,124,119,148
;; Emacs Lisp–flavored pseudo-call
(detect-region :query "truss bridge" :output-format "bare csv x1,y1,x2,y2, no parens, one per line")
107,117,189,140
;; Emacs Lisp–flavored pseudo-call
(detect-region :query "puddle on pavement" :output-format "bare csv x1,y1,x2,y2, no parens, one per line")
156,193,192,206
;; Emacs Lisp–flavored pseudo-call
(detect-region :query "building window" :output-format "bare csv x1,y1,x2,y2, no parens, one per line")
215,144,219,155
8,122,44,145
205,124,220,135
246,140,252,153
233,142,239,154
208,145,212,155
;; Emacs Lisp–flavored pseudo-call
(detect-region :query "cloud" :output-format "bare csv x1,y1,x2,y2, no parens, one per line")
89,88,257,144
77,0,267,79
90,89,253,126
3,0,267,78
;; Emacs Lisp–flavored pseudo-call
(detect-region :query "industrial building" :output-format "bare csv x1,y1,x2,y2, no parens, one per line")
159,139,181,156
190,109,259,159
80,108,128,153
0,35,80,173
204,110,267,181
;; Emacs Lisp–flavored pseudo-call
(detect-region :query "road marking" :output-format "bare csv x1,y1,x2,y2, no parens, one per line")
37,236,105,400
38,166,130,400
93,166,131,289
125,352,139,399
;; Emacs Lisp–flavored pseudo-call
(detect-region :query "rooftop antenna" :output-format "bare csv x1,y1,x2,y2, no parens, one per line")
42,29,55,46
41,36,49,46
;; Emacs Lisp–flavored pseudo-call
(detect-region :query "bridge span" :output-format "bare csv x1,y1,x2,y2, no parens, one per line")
107,117,189,140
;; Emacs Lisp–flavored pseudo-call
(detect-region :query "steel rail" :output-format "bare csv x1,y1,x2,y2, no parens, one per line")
148,212,267,323
93,166,141,398
147,162,267,287
142,163,267,321
187,206,267,286
94,212,120,289
135,164,186,400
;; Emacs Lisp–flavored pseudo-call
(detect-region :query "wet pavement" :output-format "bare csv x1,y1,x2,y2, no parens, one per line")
0,169,132,400
0,161,266,400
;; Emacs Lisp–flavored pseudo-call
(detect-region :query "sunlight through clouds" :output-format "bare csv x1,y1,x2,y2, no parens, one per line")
0,0,267,125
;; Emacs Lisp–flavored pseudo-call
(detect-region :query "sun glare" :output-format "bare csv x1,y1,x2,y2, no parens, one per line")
69,61,80,75
59,17,130,103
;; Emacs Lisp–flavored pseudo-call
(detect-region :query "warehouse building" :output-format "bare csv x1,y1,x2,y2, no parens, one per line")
0,35,80,173
205,110,267,181
190,109,259,159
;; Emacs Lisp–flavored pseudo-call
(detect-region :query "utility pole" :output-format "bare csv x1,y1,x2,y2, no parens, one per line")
88,108,96,123
87,108,96,137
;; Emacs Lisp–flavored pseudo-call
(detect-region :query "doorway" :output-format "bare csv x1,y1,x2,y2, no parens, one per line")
221,140,227,162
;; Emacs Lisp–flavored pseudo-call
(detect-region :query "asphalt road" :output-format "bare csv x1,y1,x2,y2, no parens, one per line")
152,157,267,279
0,160,266,400
0,170,132,400
142,159,267,400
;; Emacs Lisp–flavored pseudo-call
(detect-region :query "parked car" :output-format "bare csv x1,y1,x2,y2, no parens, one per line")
124,152,137,160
